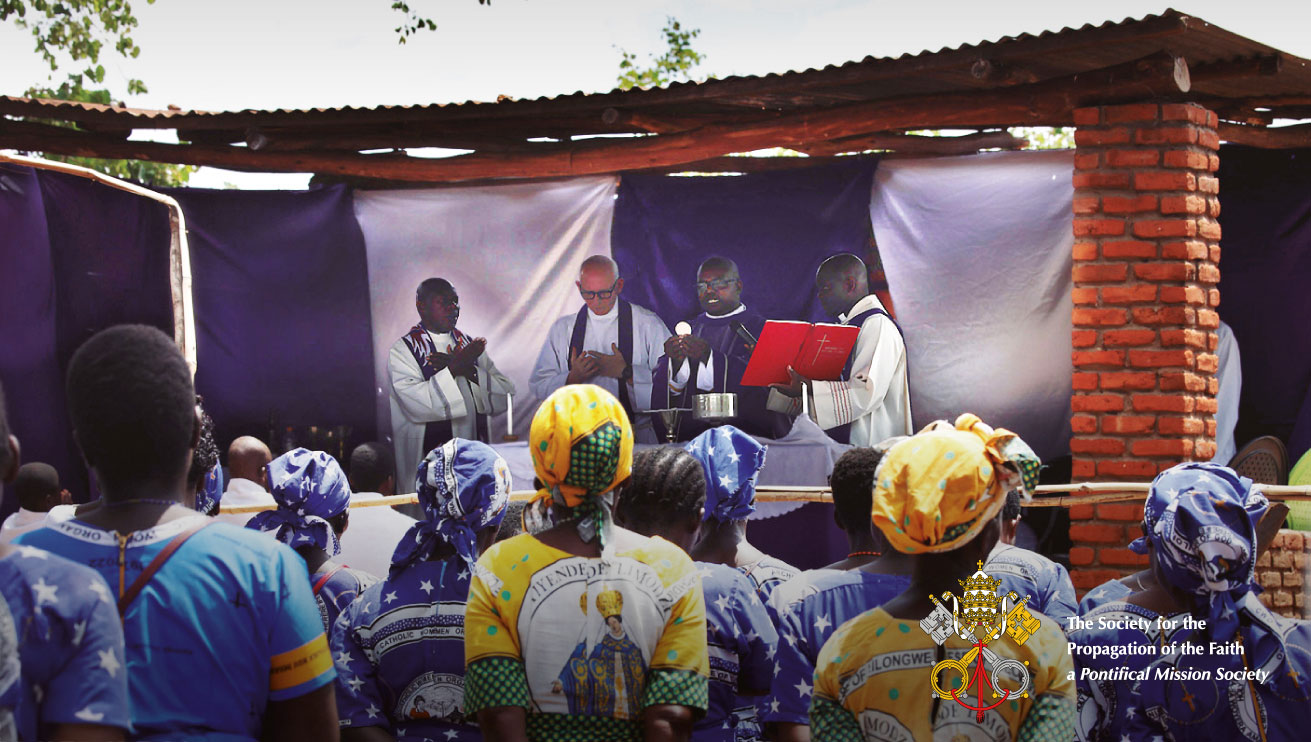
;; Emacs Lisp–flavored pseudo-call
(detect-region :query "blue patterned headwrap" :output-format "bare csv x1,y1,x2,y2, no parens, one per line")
1139,462,1268,644
391,438,512,577
685,425,766,522
194,463,224,514
246,448,351,557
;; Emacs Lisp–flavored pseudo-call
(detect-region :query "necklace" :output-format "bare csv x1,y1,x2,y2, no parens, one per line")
847,550,881,558
103,498,181,508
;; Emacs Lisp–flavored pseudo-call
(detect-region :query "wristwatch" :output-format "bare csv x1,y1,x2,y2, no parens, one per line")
620,363,633,382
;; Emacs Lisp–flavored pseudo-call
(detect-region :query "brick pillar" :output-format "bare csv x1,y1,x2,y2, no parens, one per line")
1067,102,1222,590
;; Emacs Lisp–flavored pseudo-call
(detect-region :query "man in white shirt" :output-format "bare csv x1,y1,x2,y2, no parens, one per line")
338,441,416,577
389,278,514,484
768,253,912,447
214,435,274,528
1212,320,1242,464
530,256,670,442
0,462,70,544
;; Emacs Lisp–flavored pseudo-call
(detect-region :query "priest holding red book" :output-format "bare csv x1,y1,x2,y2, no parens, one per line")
653,257,791,440
767,253,912,446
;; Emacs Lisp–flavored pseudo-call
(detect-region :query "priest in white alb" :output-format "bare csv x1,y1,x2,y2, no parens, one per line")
530,256,669,442
389,277,513,483
767,253,911,446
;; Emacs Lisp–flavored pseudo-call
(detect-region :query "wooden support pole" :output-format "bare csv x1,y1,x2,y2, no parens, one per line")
1218,121,1311,148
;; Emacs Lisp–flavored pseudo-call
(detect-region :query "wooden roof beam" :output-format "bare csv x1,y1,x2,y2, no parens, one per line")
1219,121,1311,148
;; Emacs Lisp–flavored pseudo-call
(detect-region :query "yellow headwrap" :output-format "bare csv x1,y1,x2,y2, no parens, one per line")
528,385,634,542
872,413,1020,554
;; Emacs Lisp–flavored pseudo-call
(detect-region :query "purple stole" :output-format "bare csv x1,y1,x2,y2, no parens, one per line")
401,324,489,453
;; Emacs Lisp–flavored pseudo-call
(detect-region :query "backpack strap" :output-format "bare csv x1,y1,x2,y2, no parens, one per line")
312,565,347,596
117,520,213,620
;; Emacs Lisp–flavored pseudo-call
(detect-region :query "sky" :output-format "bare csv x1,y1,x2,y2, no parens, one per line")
3,0,1310,188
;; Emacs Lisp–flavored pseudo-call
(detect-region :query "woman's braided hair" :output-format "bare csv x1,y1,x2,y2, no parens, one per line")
615,445,706,529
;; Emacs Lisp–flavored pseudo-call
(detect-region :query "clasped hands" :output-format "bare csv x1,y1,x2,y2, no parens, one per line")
662,334,711,367
431,337,486,379
567,344,630,385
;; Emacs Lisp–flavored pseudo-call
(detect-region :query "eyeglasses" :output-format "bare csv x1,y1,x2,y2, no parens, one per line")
696,278,737,292
580,279,619,300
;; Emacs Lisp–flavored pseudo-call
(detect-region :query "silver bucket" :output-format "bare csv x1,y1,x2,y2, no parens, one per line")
694,392,738,421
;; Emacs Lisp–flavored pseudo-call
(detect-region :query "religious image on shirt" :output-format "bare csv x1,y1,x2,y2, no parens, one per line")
395,671,466,724
515,557,671,718
0,593,17,739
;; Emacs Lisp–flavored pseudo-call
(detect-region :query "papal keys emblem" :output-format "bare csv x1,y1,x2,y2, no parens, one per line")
919,562,1042,722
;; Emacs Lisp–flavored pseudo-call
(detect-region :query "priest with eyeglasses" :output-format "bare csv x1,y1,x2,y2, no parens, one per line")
652,256,790,441
530,255,670,442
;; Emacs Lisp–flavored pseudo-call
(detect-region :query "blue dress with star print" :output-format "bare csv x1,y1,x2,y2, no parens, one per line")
310,560,377,634
0,544,131,740
331,555,480,742
985,543,1078,626
695,561,778,742
760,569,910,726
17,514,335,740
1077,576,1133,616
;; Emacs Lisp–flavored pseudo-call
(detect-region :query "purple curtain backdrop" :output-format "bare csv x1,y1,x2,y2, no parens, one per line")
0,167,175,502
1216,146,1311,459
610,159,879,328
168,185,377,459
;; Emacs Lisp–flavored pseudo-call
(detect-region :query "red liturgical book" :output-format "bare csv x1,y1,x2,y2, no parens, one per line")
739,320,860,387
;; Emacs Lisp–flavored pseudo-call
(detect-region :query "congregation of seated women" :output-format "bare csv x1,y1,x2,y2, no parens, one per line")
1,323,1306,741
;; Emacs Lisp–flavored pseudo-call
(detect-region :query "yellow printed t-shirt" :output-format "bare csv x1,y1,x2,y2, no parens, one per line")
811,608,1075,742
465,532,709,739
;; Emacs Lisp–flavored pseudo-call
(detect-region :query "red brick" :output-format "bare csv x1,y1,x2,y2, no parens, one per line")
1284,532,1303,550
1207,377,1219,395
1071,241,1099,261
1196,353,1219,373
1074,218,1126,237
1159,372,1206,392
1073,263,1128,283
1134,262,1195,281
1256,552,1272,568
1272,589,1293,608
1101,414,1156,434
1133,219,1196,238
1259,571,1283,589
1106,104,1159,123
1072,287,1099,305
1074,172,1133,189
1198,220,1222,241
1285,570,1303,588
1072,394,1125,413
1198,129,1221,150
1207,154,1221,173
1071,414,1098,433
1103,194,1158,214
1206,110,1219,128
1071,459,1097,479
1194,440,1218,461
1206,419,1218,437
1160,194,1206,215
1209,245,1222,263
1129,349,1194,368
1208,289,1221,306
1134,171,1197,191
1132,306,1194,326
1159,329,1208,348
1100,240,1157,259
1072,569,1123,591
1158,416,1204,435
1075,127,1132,147
1132,394,1196,413
1074,152,1100,170
1162,150,1210,170
1102,285,1158,304
1073,196,1100,215
1198,264,1221,284
1160,104,1210,125
1070,522,1125,543
1134,126,1200,146
1100,547,1150,566
1196,397,1218,414
1198,175,1220,194
1132,439,1193,457
1198,309,1220,329
1072,373,1099,391
1069,351,1122,369
1159,286,1206,305
1073,108,1103,126
1098,503,1145,522
1068,503,1095,519
1105,150,1161,168
1097,460,1159,478
1073,308,1128,327
1161,240,1209,260
1103,329,1157,347
1071,438,1127,456
1273,551,1294,570
1072,330,1098,348
1068,546,1096,566
1100,372,1157,391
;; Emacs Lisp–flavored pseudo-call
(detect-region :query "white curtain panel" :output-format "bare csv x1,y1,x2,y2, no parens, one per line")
355,176,620,445
871,150,1075,460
